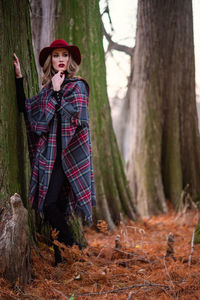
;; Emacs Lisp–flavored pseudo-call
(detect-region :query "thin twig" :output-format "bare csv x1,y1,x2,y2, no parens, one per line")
114,248,153,270
115,248,151,261
163,258,177,299
75,281,170,297
126,226,145,235
101,3,114,31
117,257,149,266
51,287,69,299
188,226,195,267
114,248,145,258
127,291,134,300
101,20,133,56
96,246,107,259
163,258,175,289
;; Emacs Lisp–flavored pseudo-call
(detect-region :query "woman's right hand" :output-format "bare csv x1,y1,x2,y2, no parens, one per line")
52,71,65,91
13,53,22,78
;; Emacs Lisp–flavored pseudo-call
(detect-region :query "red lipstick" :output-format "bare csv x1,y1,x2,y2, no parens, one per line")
58,64,65,67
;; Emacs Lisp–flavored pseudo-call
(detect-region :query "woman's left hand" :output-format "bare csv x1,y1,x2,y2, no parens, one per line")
52,71,65,91
13,53,22,78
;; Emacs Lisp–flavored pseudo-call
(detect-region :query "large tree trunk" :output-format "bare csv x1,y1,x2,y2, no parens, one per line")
54,0,137,228
0,0,38,283
0,0,38,206
127,0,200,216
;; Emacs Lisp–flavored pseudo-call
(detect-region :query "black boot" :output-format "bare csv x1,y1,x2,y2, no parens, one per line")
53,244,63,266
44,203,75,265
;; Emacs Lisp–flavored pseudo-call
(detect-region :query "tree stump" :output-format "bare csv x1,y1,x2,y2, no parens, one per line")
0,193,31,286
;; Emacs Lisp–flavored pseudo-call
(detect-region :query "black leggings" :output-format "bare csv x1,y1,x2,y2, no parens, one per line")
43,158,74,247
44,158,66,208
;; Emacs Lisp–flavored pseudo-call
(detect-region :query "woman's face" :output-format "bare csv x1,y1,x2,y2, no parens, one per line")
51,48,69,72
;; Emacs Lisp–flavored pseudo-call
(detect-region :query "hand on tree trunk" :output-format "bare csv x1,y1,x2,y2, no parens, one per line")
13,53,22,78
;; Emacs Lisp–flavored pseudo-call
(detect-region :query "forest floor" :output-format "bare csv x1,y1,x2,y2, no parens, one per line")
1,206,200,300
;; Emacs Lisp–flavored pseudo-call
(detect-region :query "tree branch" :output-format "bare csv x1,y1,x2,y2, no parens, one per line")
101,20,133,56
188,226,195,266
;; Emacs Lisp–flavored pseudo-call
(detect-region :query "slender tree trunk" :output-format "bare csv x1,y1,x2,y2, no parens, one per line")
127,0,200,216
54,0,137,228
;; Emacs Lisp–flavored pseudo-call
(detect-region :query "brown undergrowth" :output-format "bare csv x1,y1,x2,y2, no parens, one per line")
0,208,200,299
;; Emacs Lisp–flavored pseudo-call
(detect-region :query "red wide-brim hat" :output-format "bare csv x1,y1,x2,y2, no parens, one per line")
39,39,81,67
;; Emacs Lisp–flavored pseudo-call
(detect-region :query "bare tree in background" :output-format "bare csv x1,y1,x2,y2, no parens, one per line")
101,5,134,163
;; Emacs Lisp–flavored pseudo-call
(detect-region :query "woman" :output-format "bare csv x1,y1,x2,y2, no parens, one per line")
13,39,96,265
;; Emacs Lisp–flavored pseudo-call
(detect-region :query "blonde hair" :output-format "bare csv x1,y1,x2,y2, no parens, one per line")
41,52,79,86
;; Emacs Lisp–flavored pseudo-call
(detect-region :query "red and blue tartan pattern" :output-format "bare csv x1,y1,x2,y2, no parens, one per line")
24,78,96,224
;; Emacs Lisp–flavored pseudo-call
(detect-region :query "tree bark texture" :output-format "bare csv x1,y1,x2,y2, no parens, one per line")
0,193,31,285
0,0,38,206
30,0,57,83
54,0,137,228
127,0,200,216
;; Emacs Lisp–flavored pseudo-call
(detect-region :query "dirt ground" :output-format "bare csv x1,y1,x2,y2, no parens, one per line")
1,207,200,300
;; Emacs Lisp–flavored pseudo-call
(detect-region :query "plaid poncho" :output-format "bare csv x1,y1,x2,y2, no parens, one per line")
24,77,96,224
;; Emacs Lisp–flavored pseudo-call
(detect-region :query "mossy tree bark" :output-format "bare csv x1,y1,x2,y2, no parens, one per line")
0,0,38,284
54,0,137,228
0,0,38,207
127,0,200,217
